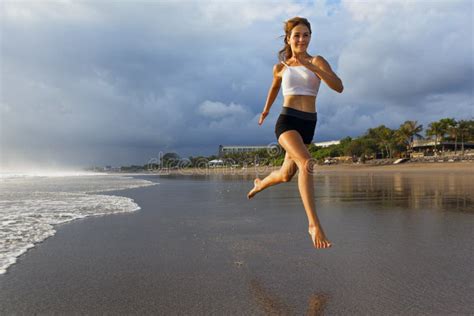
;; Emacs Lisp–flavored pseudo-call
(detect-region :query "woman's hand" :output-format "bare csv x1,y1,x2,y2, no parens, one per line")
258,111,269,125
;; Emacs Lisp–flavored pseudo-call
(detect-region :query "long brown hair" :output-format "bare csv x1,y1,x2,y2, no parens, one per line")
278,17,312,62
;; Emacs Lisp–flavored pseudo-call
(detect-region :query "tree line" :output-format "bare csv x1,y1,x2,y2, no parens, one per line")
226,117,474,166
334,117,474,161
121,117,474,171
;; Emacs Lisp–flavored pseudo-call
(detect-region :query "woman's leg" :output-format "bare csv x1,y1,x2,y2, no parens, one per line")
277,130,332,249
247,151,297,199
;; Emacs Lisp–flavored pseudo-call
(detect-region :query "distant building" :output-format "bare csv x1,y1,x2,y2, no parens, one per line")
208,159,224,167
314,140,341,147
219,140,342,156
218,145,272,157
411,139,474,155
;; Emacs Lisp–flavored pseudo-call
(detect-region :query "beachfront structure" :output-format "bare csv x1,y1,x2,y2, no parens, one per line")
219,140,342,156
314,140,341,147
411,139,474,156
208,159,224,167
218,145,270,157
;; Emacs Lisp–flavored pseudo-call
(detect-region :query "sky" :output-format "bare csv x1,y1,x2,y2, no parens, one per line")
1,0,473,170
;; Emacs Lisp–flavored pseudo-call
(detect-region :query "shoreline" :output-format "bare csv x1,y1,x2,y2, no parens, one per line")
1,168,472,314
113,161,474,177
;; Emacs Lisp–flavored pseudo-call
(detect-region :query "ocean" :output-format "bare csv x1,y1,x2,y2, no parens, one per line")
0,172,156,274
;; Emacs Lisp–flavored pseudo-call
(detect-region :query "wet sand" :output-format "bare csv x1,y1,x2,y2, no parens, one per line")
0,170,473,314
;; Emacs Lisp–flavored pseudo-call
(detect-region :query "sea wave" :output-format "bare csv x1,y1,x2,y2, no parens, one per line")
0,173,157,275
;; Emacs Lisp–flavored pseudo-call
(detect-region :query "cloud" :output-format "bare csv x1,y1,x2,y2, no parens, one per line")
0,0,472,169
312,0,473,139
338,0,473,105
2,0,101,24
197,100,250,119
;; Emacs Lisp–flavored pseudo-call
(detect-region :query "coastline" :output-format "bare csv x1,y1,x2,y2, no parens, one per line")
1,170,472,314
116,161,474,178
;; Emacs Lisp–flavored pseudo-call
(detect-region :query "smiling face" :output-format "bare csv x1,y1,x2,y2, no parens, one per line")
287,24,311,55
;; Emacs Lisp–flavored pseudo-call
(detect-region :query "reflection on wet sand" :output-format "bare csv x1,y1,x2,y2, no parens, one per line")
319,173,473,212
164,171,473,212
250,278,329,316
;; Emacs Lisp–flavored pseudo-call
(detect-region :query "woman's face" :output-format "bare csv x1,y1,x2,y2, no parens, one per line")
287,24,311,55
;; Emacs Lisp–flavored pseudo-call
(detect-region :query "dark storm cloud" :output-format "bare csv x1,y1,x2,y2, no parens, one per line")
0,0,472,170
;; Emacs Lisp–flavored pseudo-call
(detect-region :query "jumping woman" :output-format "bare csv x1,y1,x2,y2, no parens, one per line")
247,17,343,249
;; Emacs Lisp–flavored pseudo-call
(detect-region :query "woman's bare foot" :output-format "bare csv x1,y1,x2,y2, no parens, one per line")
308,226,332,249
247,178,262,199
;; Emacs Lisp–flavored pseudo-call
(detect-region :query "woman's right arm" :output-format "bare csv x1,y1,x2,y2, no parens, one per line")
259,64,283,125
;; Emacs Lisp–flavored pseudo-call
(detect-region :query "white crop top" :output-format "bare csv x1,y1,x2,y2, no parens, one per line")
281,61,321,97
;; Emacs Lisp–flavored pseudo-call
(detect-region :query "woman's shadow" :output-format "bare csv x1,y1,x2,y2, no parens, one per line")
250,278,329,315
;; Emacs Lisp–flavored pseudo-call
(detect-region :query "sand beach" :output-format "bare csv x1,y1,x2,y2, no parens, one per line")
1,164,473,314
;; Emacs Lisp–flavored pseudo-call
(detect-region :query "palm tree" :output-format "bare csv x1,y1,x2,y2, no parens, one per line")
444,119,459,154
439,118,456,152
457,120,473,155
394,129,406,157
346,137,376,162
426,121,445,156
381,127,395,158
398,120,423,157
378,126,395,158
366,125,399,158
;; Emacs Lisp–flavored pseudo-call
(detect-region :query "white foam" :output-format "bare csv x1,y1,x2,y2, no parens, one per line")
0,174,157,275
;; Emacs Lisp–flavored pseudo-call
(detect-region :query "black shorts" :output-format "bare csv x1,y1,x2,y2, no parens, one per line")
274,107,317,144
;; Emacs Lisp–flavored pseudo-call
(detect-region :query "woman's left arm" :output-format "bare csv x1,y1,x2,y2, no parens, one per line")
300,55,344,93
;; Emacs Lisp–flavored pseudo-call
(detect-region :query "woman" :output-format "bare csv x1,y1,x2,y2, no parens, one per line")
247,17,343,249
